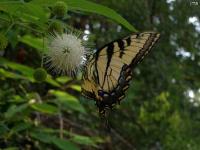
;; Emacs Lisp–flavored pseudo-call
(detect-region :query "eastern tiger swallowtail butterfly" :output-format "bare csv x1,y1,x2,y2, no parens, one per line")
81,32,160,115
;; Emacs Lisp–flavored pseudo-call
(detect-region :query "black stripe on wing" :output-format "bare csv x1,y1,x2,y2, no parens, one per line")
102,43,114,86
116,39,125,58
125,36,131,46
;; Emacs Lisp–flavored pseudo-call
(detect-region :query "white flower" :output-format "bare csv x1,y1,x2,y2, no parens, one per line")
45,32,87,76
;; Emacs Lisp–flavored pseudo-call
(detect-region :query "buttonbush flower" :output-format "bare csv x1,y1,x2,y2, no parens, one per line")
44,32,88,76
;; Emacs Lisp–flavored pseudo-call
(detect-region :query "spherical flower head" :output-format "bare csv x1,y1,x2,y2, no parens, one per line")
0,33,8,51
45,32,87,76
33,68,47,82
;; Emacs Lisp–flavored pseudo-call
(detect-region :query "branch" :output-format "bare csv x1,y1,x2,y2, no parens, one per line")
59,112,64,139
110,128,136,150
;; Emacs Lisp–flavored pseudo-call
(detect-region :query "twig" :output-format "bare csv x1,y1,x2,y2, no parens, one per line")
33,94,42,126
59,112,64,139
63,118,96,136
110,128,136,150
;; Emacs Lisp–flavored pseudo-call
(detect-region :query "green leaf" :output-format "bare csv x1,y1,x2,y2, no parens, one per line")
0,1,48,29
30,130,52,143
71,135,96,146
66,0,137,32
0,57,35,81
11,122,32,133
22,3,48,23
31,103,58,114
50,90,86,114
0,68,28,80
0,123,9,135
30,0,136,31
19,35,47,53
0,1,22,14
4,104,29,119
70,85,81,92
0,58,60,87
52,137,80,150
9,95,27,103
56,76,72,84
30,130,80,150
7,29,19,48
29,0,55,6
46,75,61,87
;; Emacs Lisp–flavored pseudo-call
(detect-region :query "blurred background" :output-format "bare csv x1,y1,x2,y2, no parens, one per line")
0,0,200,150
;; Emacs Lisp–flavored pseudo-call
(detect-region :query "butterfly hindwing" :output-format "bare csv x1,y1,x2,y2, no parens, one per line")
82,32,160,113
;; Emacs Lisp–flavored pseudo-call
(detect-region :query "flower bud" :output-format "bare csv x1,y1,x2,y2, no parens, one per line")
33,68,47,82
52,1,68,18
48,21,63,34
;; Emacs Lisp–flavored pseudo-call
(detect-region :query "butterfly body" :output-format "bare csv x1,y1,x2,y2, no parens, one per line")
82,32,160,114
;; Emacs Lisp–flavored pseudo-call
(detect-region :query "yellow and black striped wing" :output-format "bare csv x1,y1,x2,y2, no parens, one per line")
95,32,159,90
82,32,160,112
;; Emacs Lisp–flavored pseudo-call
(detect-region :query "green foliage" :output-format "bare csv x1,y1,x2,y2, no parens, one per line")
19,35,48,53
49,90,86,114
65,0,137,32
0,33,8,51
51,137,79,150
31,103,58,114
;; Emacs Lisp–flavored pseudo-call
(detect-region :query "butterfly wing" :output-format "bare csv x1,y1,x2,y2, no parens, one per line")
82,32,160,113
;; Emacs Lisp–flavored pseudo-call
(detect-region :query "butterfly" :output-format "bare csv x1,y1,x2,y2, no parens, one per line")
81,32,160,115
